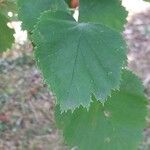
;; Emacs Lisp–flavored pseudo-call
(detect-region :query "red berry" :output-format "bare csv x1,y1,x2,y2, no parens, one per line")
71,0,79,8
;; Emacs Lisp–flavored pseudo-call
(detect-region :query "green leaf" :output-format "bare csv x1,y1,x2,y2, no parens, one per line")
79,0,128,32
0,0,17,18
32,11,126,111
17,0,69,31
65,0,70,6
0,13,14,52
55,70,147,150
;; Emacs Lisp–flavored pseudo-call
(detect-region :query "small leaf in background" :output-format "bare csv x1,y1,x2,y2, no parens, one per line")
17,0,69,31
55,70,147,150
32,11,126,111
79,0,128,32
0,13,14,52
